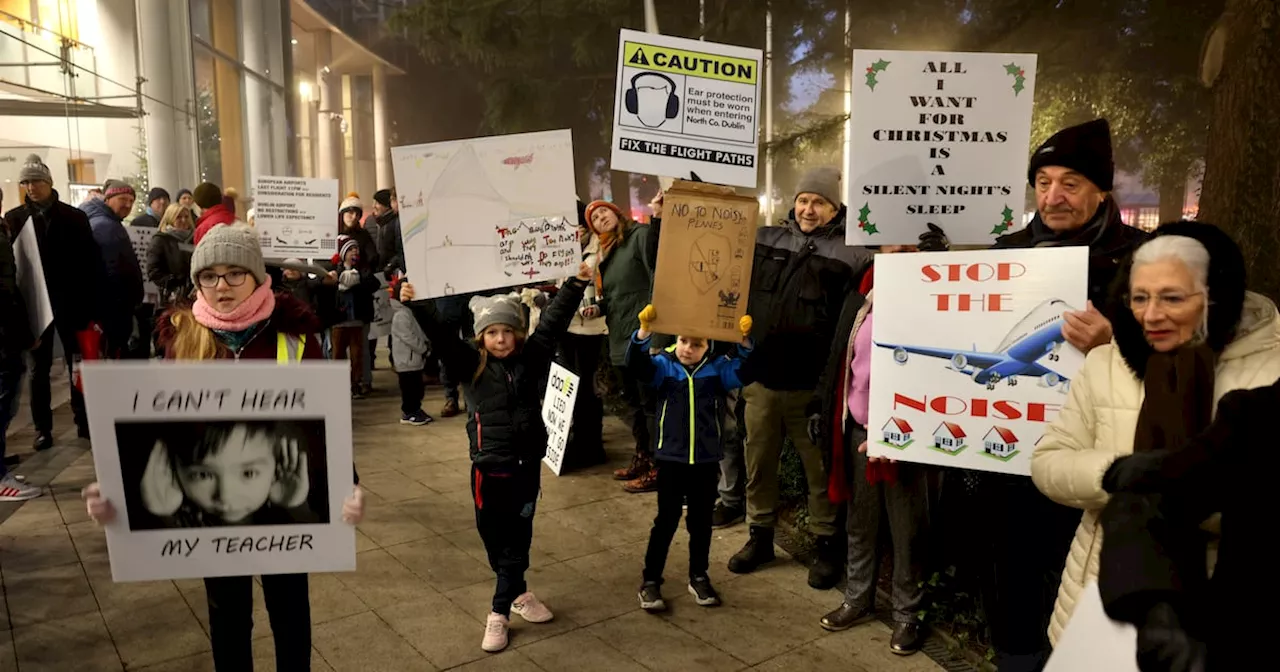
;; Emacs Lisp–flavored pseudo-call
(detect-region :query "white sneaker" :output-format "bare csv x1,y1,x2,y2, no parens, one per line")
481,612,509,653
0,473,40,502
511,591,554,623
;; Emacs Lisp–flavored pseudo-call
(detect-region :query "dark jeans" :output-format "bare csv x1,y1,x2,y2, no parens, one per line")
0,355,24,477
558,334,604,468
440,317,474,403
472,464,541,616
397,370,425,415
643,461,719,583
204,573,310,671
615,365,656,462
30,324,86,435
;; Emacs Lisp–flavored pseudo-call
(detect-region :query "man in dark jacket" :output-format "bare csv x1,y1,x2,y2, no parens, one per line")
728,167,874,589
130,187,169,230
955,118,1149,672
81,180,145,357
372,189,403,275
3,154,105,448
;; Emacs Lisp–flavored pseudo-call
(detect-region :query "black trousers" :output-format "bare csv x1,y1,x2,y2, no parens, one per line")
29,324,86,435
439,317,474,403
397,371,425,415
615,365,657,462
643,461,720,583
204,573,310,671
558,334,604,468
472,464,541,616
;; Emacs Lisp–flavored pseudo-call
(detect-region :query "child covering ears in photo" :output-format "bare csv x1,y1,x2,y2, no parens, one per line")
398,262,592,653
626,305,753,613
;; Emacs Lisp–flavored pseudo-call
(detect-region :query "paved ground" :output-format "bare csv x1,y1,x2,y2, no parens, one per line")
0,358,946,671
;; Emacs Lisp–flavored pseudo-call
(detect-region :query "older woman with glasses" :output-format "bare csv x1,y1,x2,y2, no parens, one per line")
1030,221,1280,648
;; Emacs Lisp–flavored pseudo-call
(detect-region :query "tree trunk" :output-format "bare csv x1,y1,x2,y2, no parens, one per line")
1158,170,1188,223
1199,0,1280,300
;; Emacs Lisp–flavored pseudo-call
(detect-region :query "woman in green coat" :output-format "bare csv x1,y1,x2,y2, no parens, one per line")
580,199,662,492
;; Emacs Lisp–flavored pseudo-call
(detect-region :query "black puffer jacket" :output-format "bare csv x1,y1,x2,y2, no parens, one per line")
416,277,587,470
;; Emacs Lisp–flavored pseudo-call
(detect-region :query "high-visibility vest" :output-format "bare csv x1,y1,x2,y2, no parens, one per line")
276,333,306,364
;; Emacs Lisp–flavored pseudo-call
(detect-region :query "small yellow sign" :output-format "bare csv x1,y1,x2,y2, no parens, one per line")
623,42,758,85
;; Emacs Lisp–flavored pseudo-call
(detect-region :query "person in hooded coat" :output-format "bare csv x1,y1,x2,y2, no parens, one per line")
1031,222,1280,648
80,179,144,357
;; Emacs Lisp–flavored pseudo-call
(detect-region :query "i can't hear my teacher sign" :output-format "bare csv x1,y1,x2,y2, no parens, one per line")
847,50,1037,246
649,180,758,342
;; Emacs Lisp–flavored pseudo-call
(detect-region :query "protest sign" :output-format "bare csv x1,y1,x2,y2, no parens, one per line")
541,363,580,476
867,248,1087,476
391,130,579,299
648,180,758,341
12,218,53,340
847,50,1037,245
254,176,340,258
126,224,159,303
611,29,763,188
1044,583,1140,672
82,362,356,582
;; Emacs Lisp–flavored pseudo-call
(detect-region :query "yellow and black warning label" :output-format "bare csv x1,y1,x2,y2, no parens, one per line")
623,42,757,85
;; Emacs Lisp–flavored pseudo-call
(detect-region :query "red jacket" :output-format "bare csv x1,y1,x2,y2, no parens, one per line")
156,293,323,361
192,204,237,245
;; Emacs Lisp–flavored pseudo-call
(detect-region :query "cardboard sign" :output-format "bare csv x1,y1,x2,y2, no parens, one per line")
1044,583,1140,672
867,248,1087,475
82,362,356,582
12,218,53,340
254,176,340,258
648,180,758,341
847,50,1037,245
390,130,579,298
610,29,763,188
541,362,580,476
125,224,159,304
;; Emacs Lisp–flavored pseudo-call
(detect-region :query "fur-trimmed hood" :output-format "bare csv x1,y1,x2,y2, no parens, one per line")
1109,221,1255,378
156,291,321,355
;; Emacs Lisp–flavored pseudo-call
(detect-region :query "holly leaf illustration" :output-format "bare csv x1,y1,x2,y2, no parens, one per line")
858,203,872,221
864,59,891,91
863,222,879,235
1004,62,1027,95
1002,206,1014,221
991,223,1011,235
1003,63,1021,75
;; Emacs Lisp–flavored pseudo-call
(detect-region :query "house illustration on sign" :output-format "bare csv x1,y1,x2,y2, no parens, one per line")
881,417,914,448
983,427,1019,459
932,422,967,453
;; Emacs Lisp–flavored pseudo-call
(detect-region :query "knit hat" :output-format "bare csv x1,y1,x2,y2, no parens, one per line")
146,187,170,206
373,189,392,208
176,188,192,201
19,154,51,184
339,192,362,214
795,166,842,207
189,224,268,287
338,236,360,263
193,182,223,209
469,294,525,335
103,179,135,200
583,200,624,234
1028,119,1115,192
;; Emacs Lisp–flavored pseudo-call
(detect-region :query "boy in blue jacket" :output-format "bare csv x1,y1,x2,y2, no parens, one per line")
627,304,752,612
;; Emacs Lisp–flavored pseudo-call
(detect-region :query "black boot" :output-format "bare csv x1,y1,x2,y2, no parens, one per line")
808,535,842,589
727,526,775,574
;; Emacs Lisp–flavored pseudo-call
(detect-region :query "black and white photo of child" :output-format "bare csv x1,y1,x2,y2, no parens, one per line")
115,420,330,530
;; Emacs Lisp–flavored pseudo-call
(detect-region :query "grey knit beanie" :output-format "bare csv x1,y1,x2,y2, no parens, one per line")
469,294,525,335
795,166,842,207
190,224,267,287
19,154,52,184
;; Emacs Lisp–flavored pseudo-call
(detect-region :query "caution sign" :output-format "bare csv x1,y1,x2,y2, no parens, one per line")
611,29,763,189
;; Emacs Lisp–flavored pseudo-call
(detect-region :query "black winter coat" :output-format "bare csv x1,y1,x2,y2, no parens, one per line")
80,198,144,340
4,192,106,334
0,222,32,358
417,278,587,470
374,211,404,274
147,228,194,307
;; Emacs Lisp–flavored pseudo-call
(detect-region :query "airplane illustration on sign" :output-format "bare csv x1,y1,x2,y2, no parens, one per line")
876,299,1076,391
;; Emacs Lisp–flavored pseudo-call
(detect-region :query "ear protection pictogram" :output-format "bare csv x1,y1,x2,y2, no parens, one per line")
625,72,680,120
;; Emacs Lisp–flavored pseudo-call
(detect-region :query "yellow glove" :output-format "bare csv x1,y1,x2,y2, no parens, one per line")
739,315,753,338
638,304,656,331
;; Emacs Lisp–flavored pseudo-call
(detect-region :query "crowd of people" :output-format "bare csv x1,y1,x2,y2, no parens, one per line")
0,114,1252,671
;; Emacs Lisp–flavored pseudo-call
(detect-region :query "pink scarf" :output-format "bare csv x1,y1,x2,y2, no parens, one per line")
193,276,276,332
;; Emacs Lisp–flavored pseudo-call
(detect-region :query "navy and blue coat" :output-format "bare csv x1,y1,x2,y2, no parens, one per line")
626,332,750,465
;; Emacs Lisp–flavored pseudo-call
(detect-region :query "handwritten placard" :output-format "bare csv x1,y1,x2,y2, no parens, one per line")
540,362,579,476
82,362,356,582
496,217,579,281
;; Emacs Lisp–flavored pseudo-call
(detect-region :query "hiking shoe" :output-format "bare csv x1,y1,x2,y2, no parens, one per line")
623,467,658,493
511,592,554,623
0,474,41,502
33,432,52,452
688,576,722,607
728,526,776,574
638,581,666,612
400,411,433,426
613,454,645,481
481,612,509,652
711,503,744,529
442,398,461,418
808,534,842,590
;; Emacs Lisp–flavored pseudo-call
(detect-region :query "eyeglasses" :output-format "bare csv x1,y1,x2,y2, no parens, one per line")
1128,291,1204,312
197,269,250,288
